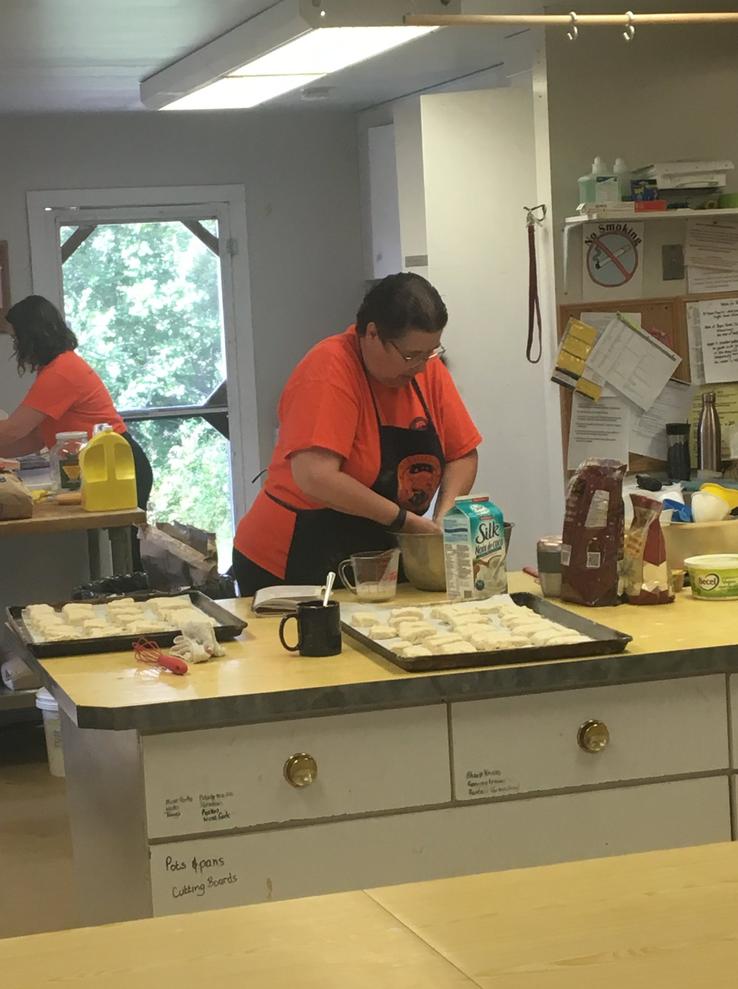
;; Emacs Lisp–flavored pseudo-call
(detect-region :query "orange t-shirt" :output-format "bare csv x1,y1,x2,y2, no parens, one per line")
235,326,482,578
21,350,126,450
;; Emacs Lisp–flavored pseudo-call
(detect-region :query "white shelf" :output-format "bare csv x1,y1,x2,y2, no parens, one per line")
565,207,738,226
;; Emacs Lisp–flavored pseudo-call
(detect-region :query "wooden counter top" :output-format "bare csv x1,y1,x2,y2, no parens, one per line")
5,842,738,988
34,574,738,731
0,500,145,535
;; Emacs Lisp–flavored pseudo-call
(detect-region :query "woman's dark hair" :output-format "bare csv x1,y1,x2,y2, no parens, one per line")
356,273,448,340
6,295,78,374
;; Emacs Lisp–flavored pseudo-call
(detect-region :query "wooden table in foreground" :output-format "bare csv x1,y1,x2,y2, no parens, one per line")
27,575,738,925
5,842,738,988
0,501,146,575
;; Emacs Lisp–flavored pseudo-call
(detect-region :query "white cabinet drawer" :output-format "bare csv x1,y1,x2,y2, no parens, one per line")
149,776,729,916
451,676,728,800
142,705,450,838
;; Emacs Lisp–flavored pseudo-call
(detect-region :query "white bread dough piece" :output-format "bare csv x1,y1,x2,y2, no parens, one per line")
547,634,591,646
402,646,432,658
42,625,82,641
446,614,491,631
395,623,435,643
471,633,528,651
148,596,192,610
25,604,56,621
389,607,424,621
425,634,463,650
368,624,396,640
165,609,217,628
124,620,173,635
82,624,117,638
437,640,476,654
351,612,382,629
62,603,95,622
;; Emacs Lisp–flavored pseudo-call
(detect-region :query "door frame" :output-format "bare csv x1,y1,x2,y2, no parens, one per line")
26,185,259,523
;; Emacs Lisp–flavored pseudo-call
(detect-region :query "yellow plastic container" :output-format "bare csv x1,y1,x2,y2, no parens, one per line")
79,427,137,512
700,483,738,513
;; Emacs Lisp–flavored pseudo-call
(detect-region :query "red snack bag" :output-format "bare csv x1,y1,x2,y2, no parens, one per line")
623,493,674,605
561,459,626,607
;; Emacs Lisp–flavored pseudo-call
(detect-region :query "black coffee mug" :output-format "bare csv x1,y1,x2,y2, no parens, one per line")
279,600,342,657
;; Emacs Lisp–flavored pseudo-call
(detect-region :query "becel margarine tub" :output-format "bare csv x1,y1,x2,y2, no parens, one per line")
684,554,738,600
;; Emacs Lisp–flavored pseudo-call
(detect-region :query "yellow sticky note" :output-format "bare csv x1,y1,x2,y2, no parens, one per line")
557,350,586,376
575,378,603,401
564,335,592,360
567,318,598,346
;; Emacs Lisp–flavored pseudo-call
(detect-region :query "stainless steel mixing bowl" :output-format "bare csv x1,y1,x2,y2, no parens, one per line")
396,523,513,592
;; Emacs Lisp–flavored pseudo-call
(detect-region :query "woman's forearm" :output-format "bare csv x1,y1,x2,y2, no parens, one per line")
292,452,399,526
0,426,44,458
433,450,479,522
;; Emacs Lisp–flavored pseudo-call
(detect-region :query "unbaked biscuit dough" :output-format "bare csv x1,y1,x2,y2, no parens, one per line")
400,645,433,658
367,624,396,640
351,613,382,629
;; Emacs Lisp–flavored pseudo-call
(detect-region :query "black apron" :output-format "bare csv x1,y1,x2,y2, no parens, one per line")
267,369,445,585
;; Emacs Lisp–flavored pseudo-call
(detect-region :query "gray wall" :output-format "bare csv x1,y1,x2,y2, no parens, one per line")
0,108,365,607
0,109,366,461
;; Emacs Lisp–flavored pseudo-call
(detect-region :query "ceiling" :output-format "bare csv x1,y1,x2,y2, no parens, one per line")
0,0,530,114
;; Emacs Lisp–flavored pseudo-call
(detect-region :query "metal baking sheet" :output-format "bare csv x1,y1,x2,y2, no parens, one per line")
341,593,632,672
7,590,247,659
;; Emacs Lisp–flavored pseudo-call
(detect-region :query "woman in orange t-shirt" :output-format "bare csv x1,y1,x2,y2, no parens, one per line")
0,295,152,508
233,273,482,595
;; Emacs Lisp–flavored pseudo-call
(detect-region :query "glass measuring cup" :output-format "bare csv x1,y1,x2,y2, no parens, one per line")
337,548,400,602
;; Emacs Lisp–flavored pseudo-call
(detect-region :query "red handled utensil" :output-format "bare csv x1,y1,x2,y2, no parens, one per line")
133,638,189,676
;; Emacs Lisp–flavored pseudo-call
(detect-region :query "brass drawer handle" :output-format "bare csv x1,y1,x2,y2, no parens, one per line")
284,752,318,788
578,719,610,753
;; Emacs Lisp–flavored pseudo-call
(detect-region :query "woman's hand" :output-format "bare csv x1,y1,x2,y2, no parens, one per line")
402,513,441,535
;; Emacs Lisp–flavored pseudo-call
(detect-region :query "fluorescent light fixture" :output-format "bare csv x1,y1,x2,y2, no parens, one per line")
141,0,459,111
165,75,319,111
231,26,437,77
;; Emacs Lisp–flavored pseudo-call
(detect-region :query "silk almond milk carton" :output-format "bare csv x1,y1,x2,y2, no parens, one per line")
443,494,507,600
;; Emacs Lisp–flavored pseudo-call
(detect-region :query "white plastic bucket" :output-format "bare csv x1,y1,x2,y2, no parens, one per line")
35,688,65,778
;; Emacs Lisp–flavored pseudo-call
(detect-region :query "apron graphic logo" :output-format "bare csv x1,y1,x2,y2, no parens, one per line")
397,455,442,513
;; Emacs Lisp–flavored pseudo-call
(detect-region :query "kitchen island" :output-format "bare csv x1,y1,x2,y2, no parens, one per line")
5,841,738,988
27,575,738,925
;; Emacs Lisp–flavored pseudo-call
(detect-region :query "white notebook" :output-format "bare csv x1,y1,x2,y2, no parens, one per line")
251,585,324,616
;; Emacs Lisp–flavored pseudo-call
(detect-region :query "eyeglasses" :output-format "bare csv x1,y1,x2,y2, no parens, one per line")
388,340,446,365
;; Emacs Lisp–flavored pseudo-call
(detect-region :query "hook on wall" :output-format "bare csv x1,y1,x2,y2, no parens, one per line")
566,10,578,41
623,10,635,41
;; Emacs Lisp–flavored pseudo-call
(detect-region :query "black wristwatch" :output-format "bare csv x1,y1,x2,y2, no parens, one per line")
387,507,407,533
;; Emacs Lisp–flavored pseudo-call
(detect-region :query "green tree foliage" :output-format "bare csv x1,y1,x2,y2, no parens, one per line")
61,221,233,564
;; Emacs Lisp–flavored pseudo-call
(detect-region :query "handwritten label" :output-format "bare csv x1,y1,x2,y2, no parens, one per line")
164,795,193,819
161,791,235,826
465,768,520,798
199,791,234,824
159,849,240,903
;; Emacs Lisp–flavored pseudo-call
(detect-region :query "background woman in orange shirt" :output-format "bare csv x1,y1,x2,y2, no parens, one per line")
233,273,482,595
0,295,152,509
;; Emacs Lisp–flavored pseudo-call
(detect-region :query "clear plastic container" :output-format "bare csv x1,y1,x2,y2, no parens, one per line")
35,688,65,777
49,431,88,492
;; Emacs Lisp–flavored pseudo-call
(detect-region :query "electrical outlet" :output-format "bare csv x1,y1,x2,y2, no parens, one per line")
662,244,685,281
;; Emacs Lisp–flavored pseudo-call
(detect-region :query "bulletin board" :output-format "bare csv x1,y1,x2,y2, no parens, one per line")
558,291,738,474
0,242,9,314
558,295,689,473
